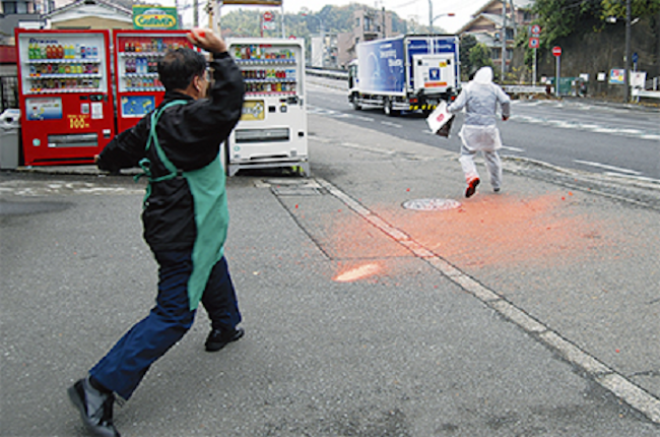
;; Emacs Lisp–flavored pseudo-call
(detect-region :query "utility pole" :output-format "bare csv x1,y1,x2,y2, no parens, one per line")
501,0,506,80
624,0,631,102
193,0,199,27
428,0,433,34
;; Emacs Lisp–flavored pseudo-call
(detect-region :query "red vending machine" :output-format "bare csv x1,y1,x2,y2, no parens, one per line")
113,30,194,134
15,29,114,166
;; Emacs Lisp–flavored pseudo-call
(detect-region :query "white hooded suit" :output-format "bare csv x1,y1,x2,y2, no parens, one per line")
447,67,511,191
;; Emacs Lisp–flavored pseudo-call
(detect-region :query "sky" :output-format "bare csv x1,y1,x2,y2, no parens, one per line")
157,0,488,34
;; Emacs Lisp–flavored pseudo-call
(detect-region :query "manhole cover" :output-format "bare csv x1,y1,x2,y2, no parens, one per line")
402,198,461,211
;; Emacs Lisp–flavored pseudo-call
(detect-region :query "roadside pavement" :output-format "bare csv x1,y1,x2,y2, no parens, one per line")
1,112,658,436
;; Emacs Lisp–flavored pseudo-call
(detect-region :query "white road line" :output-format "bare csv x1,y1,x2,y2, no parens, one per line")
574,159,642,175
501,145,525,152
314,176,660,425
604,172,660,184
381,121,403,128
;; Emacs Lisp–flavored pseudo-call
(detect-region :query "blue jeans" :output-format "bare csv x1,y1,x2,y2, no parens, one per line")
90,251,241,400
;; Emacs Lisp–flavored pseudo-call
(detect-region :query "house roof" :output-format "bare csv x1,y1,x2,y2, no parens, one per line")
45,0,132,23
458,12,503,34
472,0,534,17
473,32,498,47
458,0,532,35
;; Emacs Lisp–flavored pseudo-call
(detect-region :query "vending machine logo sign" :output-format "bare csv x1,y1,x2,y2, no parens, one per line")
133,6,179,30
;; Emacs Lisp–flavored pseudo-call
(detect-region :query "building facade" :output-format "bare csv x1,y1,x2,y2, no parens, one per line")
337,7,395,70
458,0,534,72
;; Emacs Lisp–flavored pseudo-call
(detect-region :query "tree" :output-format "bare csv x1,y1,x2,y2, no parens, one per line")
469,43,493,70
532,0,660,48
600,0,660,21
459,34,478,80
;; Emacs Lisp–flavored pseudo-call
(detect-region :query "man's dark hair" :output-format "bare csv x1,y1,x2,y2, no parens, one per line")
158,48,207,91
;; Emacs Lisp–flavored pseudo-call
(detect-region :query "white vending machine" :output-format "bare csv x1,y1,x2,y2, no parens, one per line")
226,38,308,176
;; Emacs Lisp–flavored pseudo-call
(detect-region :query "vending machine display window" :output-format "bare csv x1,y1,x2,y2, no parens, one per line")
20,34,107,95
113,30,194,132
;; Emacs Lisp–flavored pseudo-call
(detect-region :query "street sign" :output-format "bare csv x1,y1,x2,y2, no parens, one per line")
552,46,562,57
529,37,540,49
632,52,638,63
263,11,273,22
531,24,541,36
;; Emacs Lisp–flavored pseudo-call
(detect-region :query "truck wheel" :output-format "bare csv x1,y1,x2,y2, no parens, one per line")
384,98,398,117
352,95,362,110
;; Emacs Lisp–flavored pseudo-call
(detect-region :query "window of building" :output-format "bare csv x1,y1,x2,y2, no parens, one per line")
356,17,360,28
3,2,18,13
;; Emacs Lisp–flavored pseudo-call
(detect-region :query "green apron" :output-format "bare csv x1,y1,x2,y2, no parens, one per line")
138,100,229,310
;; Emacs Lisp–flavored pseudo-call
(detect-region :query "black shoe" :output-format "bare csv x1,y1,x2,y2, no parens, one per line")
465,177,480,198
68,378,120,437
205,327,244,352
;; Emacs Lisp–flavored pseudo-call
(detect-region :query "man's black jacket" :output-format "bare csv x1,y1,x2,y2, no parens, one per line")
97,52,245,252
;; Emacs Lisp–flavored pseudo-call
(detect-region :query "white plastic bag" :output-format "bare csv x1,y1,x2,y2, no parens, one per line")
426,101,454,138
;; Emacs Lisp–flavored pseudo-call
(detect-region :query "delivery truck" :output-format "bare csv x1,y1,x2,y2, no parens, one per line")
348,34,460,116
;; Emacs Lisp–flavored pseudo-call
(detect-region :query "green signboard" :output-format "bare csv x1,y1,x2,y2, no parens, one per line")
133,6,179,30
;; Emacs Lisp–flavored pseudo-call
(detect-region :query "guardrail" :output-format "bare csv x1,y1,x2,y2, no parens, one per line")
503,85,547,95
305,67,348,81
632,88,660,100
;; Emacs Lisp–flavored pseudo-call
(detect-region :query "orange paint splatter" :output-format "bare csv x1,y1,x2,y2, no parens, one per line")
333,263,381,282
378,193,615,268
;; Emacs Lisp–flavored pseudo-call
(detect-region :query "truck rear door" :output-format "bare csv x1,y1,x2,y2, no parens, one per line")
412,54,455,94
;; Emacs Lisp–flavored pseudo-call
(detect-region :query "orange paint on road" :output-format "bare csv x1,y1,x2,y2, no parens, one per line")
387,192,617,268
334,263,381,282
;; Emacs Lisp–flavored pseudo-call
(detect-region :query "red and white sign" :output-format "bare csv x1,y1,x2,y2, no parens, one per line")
529,37,540,49
531,24,541,36
263,11,273,22
552,46,562,57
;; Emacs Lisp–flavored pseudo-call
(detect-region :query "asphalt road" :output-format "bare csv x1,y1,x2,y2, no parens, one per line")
307,76,660,182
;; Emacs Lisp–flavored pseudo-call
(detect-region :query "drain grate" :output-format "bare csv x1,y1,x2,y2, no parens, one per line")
271,186,323,196
402,198,461,211
259,179,324,196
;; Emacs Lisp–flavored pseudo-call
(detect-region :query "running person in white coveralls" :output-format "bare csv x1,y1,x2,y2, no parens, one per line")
447,67,511,197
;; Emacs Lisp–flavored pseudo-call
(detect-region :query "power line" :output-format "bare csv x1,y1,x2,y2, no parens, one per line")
387,0,423,9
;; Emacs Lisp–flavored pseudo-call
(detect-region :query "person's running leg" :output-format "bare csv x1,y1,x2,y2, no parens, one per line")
201,257,243,352
459,144,480,197
89,250,197,400
484,150,502,192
